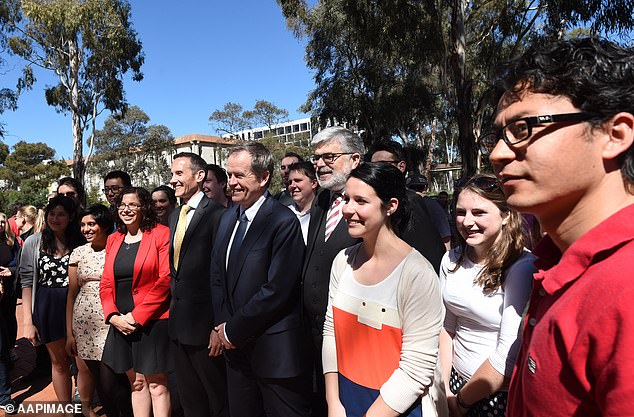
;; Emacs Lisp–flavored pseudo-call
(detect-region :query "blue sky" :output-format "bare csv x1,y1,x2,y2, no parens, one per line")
0,1,314,160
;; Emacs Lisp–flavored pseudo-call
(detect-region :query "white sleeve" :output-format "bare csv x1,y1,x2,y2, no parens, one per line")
439,251,457,334
488,253,535,376
322,250,346,374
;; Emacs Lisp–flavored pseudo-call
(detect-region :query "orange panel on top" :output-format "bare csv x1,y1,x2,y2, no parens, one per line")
333,306,403,390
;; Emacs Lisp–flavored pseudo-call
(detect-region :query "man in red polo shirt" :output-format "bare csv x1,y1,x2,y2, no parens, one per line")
481,37,634,416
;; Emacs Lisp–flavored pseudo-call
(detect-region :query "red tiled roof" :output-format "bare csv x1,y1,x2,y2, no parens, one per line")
174,134,240,146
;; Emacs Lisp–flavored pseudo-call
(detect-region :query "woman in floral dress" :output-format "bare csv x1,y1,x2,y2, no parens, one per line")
66,205,132,417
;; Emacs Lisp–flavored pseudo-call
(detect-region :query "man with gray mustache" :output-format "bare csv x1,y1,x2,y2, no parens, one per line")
302,127,364,416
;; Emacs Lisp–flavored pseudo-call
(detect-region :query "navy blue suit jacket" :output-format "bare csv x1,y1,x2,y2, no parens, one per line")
211,195,307,379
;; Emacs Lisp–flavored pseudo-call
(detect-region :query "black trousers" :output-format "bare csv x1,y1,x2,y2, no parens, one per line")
226,361,311,417
172,341,228,417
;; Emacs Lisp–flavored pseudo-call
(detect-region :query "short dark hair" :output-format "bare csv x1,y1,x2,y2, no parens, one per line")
57,177,86,208
500,37,634,185
288,161,316,182
348,162,410,237
228,143,274,187
283,151,304,162
152,185,177,206
81,204,115,235
104,170,131,187
173,152,207,174
367,140,406,163
115,187,159,233
205,164,228,185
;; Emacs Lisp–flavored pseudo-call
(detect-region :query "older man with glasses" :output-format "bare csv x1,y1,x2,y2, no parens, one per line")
483,37,634,417
302,126,363,416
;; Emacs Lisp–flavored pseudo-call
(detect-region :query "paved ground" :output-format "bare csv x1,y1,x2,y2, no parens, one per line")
5,301,85,417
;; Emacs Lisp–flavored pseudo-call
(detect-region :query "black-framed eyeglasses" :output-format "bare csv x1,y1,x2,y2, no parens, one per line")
103,186,123,194
117,203,141,211
309,152,353,164
479,112,600,155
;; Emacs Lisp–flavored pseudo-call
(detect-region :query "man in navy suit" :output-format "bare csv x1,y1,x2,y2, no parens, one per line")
212,143,311,417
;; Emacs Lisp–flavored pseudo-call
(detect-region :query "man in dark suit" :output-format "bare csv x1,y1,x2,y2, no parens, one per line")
168,152,227,417
302,127,364,415
212,143,311,417
368,140,446,271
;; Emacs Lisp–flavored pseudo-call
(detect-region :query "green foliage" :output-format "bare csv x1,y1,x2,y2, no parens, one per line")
279,0,634,176
260,132,311,194
6,0,144,183
209,102,252,136
87,106,174,190
209,100,290,137
0,140,70,211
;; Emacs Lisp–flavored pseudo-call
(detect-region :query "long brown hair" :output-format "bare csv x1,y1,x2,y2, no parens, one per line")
0,213,16,247
451,175,525,294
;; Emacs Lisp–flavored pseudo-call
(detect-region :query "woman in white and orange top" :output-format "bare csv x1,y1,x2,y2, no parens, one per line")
323,162,444,417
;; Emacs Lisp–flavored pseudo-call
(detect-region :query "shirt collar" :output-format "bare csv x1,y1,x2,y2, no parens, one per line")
184,191,204,210
240,193,267,222
536,204,634,294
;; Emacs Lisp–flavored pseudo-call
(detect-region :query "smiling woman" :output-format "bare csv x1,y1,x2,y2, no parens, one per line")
438,175,535,417
323,162,444,417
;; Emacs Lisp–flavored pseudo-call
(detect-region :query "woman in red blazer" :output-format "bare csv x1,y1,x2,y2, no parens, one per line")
99,187,171,417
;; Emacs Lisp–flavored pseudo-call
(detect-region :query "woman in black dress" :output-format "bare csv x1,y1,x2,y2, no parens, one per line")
19,196,85,405
99,187,171,417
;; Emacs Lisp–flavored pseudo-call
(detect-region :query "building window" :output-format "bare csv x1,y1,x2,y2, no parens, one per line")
300,123,308,130
293,124,300,132
277,127,285,135
285,126,292,134
254,131,263,139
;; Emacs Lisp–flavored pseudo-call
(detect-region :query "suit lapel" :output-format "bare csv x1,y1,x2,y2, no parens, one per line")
132,230,152,288
168,208,179,265
303,189,330,275
228,198,272,295
176,198,207,269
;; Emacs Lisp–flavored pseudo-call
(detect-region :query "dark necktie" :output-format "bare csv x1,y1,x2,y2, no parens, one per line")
227,211,249,274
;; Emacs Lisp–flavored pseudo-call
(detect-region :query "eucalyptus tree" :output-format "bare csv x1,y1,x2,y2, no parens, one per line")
6,0,143,184
279,0,634,176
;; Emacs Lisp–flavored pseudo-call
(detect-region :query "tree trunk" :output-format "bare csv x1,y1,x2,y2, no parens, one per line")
425,118,437,187
451,0,477,178
69,37,85,185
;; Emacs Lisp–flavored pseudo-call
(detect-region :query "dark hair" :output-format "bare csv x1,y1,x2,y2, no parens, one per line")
174,152,207,174
228,143,274,187
348,162,410,236
115,187,159,233
205,164,228,186
451,175,525,294
41,196,84,255
57,177,86,208
104,170,132,187
367,140,406,163
152,185,177,206
81,204,115,235
283,151,304,162
500,37,634,185
288,161,316,182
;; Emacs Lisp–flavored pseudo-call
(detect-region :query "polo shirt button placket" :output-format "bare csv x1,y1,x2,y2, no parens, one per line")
528,317,537,326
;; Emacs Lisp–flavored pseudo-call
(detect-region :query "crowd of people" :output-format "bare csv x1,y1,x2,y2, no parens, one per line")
0,36,633,417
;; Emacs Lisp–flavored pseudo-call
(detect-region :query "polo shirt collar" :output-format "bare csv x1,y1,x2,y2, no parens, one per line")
535,204,634,295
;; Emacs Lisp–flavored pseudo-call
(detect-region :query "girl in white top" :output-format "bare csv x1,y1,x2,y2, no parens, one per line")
439,175,534,417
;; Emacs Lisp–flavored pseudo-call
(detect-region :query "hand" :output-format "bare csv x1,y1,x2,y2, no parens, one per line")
447,395,467,417
208,330,223,357
122,312,138,327
65,336,78,357
327,401,347,417
214,322,236,350
23,323,39,346
0,266,10,277
110,315,137,335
